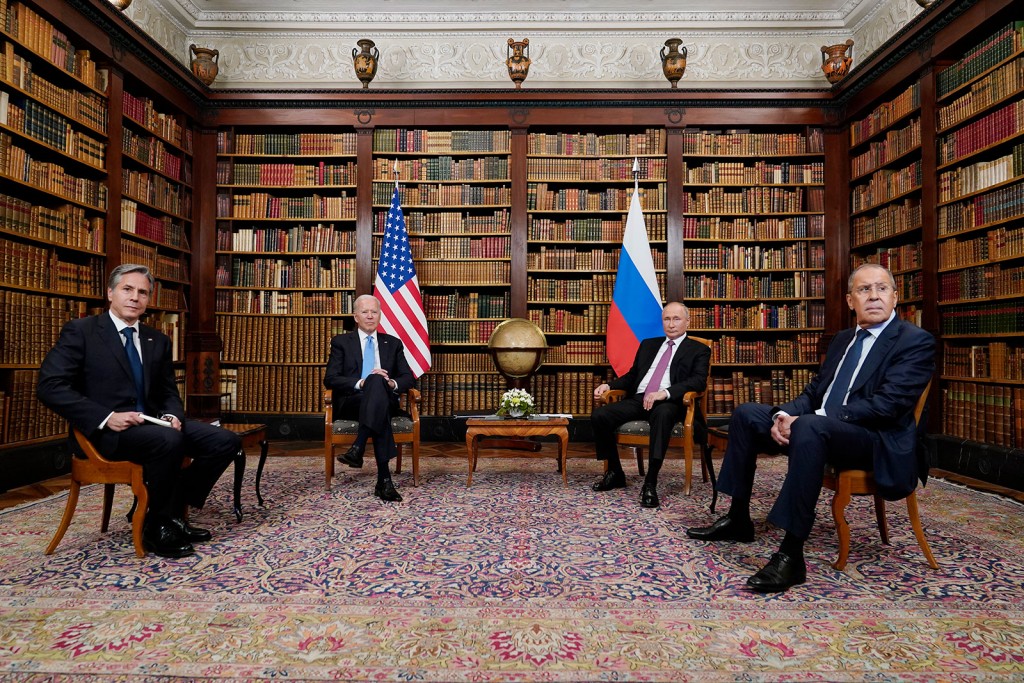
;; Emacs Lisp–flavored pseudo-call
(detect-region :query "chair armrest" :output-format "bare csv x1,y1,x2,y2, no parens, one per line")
599,388,626,405
682,389,703,430
405,388,421,422
324,389,333,424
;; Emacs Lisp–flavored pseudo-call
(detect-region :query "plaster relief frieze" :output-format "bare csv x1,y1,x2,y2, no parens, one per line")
124,2,190,64
851,0,922,64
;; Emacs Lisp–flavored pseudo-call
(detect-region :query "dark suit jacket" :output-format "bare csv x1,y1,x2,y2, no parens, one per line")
36,313,184,439
322,330,415,414
777,318,935,500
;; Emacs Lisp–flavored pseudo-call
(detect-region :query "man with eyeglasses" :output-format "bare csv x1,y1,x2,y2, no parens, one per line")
686,263,935,593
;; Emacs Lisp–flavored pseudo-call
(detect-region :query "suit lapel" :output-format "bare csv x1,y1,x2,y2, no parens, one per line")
139,325,157,394
851,320,900,393
99,314,135,381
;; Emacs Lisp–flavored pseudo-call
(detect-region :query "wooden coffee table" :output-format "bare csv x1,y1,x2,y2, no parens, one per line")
221,423,268,520
464,417,570,487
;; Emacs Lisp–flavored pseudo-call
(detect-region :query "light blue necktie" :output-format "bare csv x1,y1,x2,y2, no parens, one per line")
824,328,869,417
122,327,145,412
361,335,375,380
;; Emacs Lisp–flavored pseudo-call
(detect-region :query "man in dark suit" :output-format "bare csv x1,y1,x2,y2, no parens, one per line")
591,302,711,508
37,264,240,558
324,294,415,502
687,263,936,592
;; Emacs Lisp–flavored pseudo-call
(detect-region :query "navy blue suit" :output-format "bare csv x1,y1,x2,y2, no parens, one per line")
37,313,240,519
716,318,935,539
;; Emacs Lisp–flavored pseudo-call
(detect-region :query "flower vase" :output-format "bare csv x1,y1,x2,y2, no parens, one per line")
507,408,525,419
820,39,854,84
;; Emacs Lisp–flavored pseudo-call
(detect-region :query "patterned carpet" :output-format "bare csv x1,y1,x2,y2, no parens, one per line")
1,450,1023,682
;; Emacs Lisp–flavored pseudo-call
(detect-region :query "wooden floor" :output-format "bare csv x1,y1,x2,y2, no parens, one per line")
2,440,1021,509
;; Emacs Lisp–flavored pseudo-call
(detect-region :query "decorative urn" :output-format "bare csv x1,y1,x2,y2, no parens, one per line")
352,39,379,89
190,45,219,86
506,38,531,89
660,38,687,88
820,39,854,84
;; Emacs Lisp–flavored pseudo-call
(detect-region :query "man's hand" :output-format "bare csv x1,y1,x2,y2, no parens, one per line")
162,414,183,431
107,411,145,432
771,413,798,446
594,383,610,400
642,389,668,411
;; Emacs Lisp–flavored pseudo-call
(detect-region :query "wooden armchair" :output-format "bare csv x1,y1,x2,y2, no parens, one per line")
324,388,421,489
46,429,148,557
823,380,938,571
597,336,713,495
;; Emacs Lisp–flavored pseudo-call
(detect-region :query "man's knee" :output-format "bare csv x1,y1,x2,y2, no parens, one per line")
789,414,830,443
732,402,769,429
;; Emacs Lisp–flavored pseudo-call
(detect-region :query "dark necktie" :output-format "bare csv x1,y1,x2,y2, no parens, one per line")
361,335,375,380
643,340,674,395
122,326,145,412
824,328,869,417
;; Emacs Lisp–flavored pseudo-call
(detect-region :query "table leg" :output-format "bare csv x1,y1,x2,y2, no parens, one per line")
255,441,270,507
465,432,476,486
232,448,246,522
559,431,569,487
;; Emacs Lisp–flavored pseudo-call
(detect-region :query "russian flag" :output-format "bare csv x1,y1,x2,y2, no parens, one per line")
606,161,663,376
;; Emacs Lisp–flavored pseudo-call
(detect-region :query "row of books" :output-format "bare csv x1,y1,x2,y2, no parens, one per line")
218,315,335,363
422,291,510,319
527,183,667,212
851,241,923,274
1,132,107,209
527,129,665,157
939,54,1024,131
402,235,509,260
217,192,356,220
527,156,667,182
215,289,354,315
850,118,921,179
939,263,1024,302
529,214,667,242
896,270,924,300
121,199,187,250
373,129,511,154
683,242,825,270
374,209,508,235
122,168,190,218
221,161,357,187
219,131,357,156
684,160,824,186
1,42,107,130
222,365,326,414
1,234,103,294
688,302,826,330
429,352,497,373
216,224,355,253
120,239,189,281
682,215,824,240
4,3,104,90
417,372,504,415
938,99,1024,166
122,92,192,152
938,145,1024,204
942,381,1022,448
708,369,818,415
712,334,822,365
526,246,665,271
528,274,617,302
0,370,66,445
531,370,615,416
938,179,1024,235
852,199,921,246
684,186,821,214
0,191,103,250
545,340,608,365
123,127,187,183
941,301,1024,334
849,82,920,147
684,272,825,300
939,225,1024,268
851,160,923,214
529,305,610,335
943,342,1023,380
416,260,510,286
217,256,355,289
373,183,510,207
682,128,824,156
372,155,508,182
144,311,183,362
427,319,500,344
937,21,1024,96
0,289,93,364
4,98,106,169
148,281,184,310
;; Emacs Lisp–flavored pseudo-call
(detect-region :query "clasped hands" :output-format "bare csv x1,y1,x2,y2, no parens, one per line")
364,368,398,391
771,413,798,445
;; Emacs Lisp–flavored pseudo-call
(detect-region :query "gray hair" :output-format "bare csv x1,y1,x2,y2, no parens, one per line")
847,263,896,292
108,264,154,291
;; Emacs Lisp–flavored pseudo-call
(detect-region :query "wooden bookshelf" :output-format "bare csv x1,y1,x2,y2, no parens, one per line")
934,20,1024,450
680,126,826,415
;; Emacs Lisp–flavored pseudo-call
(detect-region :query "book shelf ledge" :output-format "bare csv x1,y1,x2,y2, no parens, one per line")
528,178,668,184
683,182,824,189
217,216,357,222
122,193,191,223
682,211,822,218
372,178,511,185
215,311,354,317
0,28,108,97
526,153,668,159
530,209,668,215
0,279,102,299
2,80,108,138
937,173,1024,208
685,236,825,243
685,267,825,273
0,227,104,256
692,327,826,333
123,115,191,156
937,128,1024,171
852,225,923,249
849,105,920,149
417,282,511,288
850,186,922,218
850,144,923,182
222,184,357,190
716,361,818,367
122,231,191,254
942,332,1024,339
373,150,510,157
529,300,612,305
415,257,512,262
938,83,1024,134
941,375,1024,385
222,361,325,367
939,252,1024,273
0,122,106,174
219,153,357,159
216,250,357,257
372,203,511,210
0,434,65,451
123,154,190,188
937,291,1024,306
937,45,1024,104
682,152,822,159
685,296,824,302
215,286,357,292
528,239,668,245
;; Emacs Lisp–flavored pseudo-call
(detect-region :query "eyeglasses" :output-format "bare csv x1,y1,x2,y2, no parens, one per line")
851,283,893,296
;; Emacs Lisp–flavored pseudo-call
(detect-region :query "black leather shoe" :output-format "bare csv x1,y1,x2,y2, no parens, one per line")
640,482,660,508
374,478,403,503
338,445,364,468
143,523,195,558
592,470,627,492
746,552,807,593
168,517,212,543
685,515,755,542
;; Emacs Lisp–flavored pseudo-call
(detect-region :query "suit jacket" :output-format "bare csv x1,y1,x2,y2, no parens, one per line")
777,318,935,500
610,335,711,429
323,330,415,414
37,313,184,439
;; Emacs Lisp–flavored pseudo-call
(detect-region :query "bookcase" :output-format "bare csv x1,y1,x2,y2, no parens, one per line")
0,0,107,447
214,127,359,415
680,127,826,415
525,127,666,414
371,128,511,416
848,79,925,326
933,21,1024,450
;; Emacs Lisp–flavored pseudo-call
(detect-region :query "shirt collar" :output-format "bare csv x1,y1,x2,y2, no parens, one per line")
109,311,137,334
860,310,896,339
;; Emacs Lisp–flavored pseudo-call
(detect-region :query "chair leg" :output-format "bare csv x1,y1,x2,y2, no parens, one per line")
130,471,148,558
634,447,645,477
46,481,82,555
831,479,853,571
683,443,693,496
412,440,420,487
873,494,890,545
101,484,115,532
905,492,939,569
325,443,335,490
395,442,403,475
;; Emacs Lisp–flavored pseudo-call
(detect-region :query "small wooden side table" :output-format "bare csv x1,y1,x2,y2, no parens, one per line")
221,423,268,519
464,417,570,487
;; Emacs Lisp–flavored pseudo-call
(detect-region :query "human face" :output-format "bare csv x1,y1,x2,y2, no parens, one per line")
107,272,151,325
661,303,689,340
847,265,898,328
354,296,381,334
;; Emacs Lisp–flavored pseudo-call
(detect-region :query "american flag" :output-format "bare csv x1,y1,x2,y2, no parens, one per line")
374,183,431,378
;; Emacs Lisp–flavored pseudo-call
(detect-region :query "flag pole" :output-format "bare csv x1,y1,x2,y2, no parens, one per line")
632,156,639,192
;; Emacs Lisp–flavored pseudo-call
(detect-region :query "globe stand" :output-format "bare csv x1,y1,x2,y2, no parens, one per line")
485,319,550,460
485,347,545,454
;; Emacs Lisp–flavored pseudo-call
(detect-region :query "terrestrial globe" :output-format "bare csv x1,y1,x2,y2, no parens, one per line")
487,318,547,387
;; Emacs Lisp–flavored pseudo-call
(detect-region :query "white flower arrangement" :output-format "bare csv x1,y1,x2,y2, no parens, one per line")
497,388,535,418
